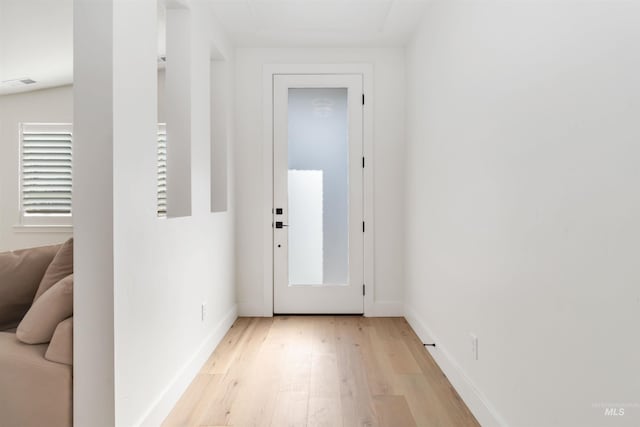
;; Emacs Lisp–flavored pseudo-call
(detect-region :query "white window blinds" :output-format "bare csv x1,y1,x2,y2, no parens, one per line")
158,123,167,217
19,123,166,223
20,123,73,219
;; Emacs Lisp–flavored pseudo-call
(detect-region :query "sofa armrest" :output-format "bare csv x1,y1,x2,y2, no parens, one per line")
45,317,73,365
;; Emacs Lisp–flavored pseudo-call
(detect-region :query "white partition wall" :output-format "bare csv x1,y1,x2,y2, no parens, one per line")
74,1,237,425
73,0,116,424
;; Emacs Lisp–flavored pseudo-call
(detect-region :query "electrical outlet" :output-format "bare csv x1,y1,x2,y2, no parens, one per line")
201,302,207,322
470,334,478,360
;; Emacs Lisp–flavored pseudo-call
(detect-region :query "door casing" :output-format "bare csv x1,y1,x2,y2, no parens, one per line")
262,63,375,317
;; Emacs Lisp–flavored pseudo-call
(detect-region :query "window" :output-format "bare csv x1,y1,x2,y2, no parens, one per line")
157,123,167,217
19,123,167,225
19,123,73,226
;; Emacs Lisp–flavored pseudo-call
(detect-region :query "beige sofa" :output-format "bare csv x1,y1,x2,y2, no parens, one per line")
0,240,73,427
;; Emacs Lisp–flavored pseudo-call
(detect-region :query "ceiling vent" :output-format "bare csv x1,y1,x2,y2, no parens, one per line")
0,78,37,89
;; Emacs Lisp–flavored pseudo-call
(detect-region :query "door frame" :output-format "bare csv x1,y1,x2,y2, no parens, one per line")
262,63,375,317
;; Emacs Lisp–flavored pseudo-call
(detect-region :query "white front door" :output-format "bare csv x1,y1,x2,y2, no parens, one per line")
273,74,364,314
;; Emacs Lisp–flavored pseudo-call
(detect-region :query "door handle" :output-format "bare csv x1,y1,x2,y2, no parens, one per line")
275,221,289,229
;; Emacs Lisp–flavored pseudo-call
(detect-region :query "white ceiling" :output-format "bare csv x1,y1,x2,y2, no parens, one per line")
0,0,428,96
0,0,73,95
207,0,430,47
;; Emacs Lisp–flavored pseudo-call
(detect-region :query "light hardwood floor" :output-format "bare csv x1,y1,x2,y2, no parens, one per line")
162,316,479,427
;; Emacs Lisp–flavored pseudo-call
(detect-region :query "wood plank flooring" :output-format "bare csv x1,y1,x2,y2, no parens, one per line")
162,317,479,427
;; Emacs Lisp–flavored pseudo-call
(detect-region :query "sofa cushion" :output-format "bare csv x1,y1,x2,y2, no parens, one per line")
17,275,73,345
0,244,60,330
0,331,72,427
34,238,73,301
45,317,73,366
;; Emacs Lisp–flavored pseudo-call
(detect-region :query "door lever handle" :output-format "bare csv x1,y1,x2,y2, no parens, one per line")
275,221,289,229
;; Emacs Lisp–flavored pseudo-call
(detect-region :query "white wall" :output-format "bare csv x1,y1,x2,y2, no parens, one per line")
234,48,405,315
0,86,74,251
74,1,236,425
404,1,640,426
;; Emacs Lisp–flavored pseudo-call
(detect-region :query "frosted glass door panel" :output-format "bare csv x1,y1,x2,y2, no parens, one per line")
288,88,348,285
288,170,323,284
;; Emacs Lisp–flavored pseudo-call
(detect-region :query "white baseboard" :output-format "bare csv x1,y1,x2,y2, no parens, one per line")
404,305,507,427
137,304,238,427
239,300,403,317
371,300,404,317
238,300,267,317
